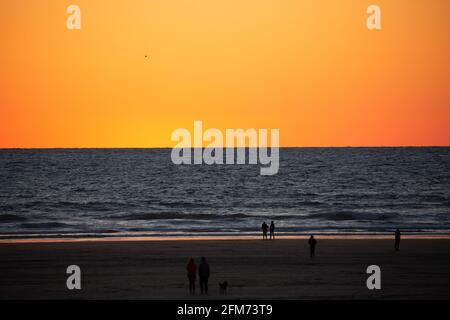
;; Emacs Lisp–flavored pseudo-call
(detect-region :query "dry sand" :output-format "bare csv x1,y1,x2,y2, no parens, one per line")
1,238,449,299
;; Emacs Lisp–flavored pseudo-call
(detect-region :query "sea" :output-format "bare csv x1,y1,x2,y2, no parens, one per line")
0,148,449,239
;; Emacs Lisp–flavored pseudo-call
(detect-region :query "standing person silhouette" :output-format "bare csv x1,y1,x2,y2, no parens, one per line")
308,235,317,258
198,257,210,295
262,222,269,240
395,228,401,251
269,221,275,240
186,258,197,295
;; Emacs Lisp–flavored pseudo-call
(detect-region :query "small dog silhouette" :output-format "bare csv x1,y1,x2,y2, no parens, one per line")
219,281,228,295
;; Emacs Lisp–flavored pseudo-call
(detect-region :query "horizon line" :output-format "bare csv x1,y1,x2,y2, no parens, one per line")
0,145,449,150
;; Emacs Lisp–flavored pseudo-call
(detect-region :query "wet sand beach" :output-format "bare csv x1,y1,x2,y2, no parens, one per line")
1,238,449,299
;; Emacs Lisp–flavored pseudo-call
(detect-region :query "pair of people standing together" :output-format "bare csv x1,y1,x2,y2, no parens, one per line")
186,257,210,295
262,221,275,240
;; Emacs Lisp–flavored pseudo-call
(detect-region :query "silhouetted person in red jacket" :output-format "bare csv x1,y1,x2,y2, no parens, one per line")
186,258,197,294
198,257,210,294
308,235,317,258
395,229,401,251
262,222,268,240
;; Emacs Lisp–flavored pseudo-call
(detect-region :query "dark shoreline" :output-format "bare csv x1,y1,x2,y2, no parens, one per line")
1,233,450,244
1,238,450,299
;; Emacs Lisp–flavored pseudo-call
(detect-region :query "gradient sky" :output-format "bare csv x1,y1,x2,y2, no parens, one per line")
1,0,449,147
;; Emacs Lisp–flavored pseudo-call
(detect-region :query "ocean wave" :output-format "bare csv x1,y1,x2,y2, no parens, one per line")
116,212,252,221
311,213,355,221
153,201,214,208
0,214,27,222
20,222,71,229
310,211,399,221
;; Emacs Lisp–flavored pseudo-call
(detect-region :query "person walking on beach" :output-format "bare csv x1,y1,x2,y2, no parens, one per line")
308,235,317,258
269,221,275,240
262,222,269,240
198,257,210,294
186,258,197,295
395,228,401,251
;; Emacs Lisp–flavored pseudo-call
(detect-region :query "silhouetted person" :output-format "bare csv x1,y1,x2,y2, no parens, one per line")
308,235,317,258
186,258,197,295
262,222,268,240
395,228,401,251
198,257,210,294
269,221,275,240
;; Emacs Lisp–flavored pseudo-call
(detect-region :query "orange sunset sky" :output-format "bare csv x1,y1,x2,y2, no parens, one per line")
0,0,449,147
